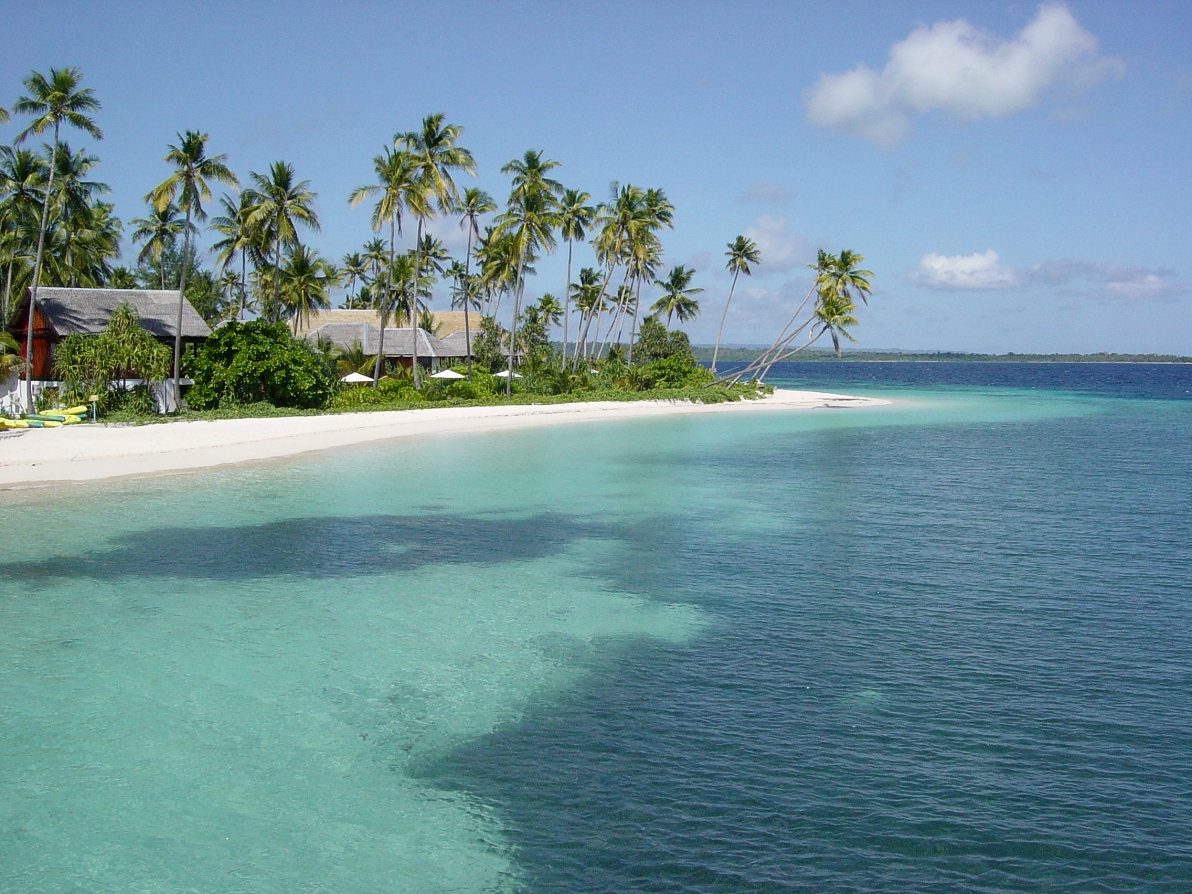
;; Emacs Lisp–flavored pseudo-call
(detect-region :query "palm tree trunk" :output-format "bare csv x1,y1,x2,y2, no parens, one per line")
506,236,528,398
711,270,740,376
562,238,573,366
240,251,247,320
271,230,283,324
172,205,194,404
627,276,643,364
23,125,60,413
2,259,13,328
410,217,423,389
463,223,475,380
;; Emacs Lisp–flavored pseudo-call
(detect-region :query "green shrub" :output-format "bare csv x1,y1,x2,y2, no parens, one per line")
188,320,337,410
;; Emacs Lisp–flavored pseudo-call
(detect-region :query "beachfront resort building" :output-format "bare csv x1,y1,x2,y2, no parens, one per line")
298,309,477,372
7,287,211,381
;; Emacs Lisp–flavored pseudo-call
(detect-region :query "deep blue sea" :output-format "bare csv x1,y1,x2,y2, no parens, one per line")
2,362,1190,892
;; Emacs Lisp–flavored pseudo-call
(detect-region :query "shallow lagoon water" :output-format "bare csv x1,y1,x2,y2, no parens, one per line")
2,365,1190,892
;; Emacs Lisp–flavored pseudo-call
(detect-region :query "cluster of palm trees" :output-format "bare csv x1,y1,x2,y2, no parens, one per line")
1,64,874,411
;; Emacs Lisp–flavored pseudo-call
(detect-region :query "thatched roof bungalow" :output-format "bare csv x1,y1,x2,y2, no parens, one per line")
306,322,474,370
8,287,210,380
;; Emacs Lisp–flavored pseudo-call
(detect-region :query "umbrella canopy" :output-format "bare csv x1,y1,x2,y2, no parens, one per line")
430,369,466,380
493,370,523,379
340,371,375,383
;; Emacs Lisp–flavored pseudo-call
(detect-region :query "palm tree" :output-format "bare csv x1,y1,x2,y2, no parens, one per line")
0,146,48,323
247,161,319,325
494,156,559,396
651,265,704,330
13,66,101,410
279,244,335,333
397,113,476,387
711,235,761,375
130,202,193,289
147,131,238,396
570,266,603,366
340,252,368,307
457,187,496,379
210,191,259,319
817,248,873,308
557,187,595,365
349,147,415,385
812,289,860,358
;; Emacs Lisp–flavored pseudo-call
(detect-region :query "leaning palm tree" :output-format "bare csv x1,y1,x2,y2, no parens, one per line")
396,114,476,387
130,202,193,289
711,235,761,375
147,130,239,396
651,265,704,330
13,66,101,410
349,147,415,385
557,187,595,365
246,161,319,324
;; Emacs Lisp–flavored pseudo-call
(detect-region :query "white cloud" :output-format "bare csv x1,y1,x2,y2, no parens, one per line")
742,215,812,272
911,250,1018,289
911,252,1187,300
736,181,795,204
804,3,1123,146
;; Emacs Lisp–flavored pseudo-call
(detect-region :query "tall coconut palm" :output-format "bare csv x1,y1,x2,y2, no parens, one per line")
494,156,559,396
349,147,414,385
651,265,704,330
247,161,319,325
457,186,496,378
396,114,476,387
210,191,259,319
130,202,193,289
711,235,761,375
12,66,101,410
557,187,595,365
147,130,238,396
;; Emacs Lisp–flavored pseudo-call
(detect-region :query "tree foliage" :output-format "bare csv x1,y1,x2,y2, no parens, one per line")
187,320,336,409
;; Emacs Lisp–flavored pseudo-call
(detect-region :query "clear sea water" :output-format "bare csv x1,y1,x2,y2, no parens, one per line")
2,362,1190,893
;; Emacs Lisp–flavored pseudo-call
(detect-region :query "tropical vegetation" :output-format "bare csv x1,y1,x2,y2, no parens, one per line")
0,66,876,419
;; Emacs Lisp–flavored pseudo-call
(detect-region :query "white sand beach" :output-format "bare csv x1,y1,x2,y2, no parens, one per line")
0,389,889,487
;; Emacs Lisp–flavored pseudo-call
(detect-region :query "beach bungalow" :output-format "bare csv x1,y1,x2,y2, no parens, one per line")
7,287,211,381
305,321,472,372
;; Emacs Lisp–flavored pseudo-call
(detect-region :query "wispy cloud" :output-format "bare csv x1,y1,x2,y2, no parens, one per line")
742,215,812,272
910,251,1187,300
803,3,1123,147
736,180,795,204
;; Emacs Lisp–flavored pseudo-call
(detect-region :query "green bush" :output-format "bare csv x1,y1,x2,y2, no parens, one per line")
188,320,337,410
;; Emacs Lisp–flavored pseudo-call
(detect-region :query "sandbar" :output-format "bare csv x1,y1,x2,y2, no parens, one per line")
0,388,889,487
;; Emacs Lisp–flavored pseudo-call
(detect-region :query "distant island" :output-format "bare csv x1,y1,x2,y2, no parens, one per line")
690,347,1192,364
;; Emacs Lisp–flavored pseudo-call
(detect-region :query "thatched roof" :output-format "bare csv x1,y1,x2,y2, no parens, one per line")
14,287,211,339
307,323,470,359
294,308,474,337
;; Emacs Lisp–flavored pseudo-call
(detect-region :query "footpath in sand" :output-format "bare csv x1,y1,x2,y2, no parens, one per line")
0,388,889,487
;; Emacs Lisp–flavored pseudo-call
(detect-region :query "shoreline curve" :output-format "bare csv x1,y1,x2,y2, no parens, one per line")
0,388,890,487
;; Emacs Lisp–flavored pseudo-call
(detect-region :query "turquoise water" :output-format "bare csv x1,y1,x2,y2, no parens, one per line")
2,369,1190,892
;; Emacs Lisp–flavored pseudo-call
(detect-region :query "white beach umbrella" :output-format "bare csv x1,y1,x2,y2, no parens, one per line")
341,371,375,384
430,369,466,380
493,370,523,379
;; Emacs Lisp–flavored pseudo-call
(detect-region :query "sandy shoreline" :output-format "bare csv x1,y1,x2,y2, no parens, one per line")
0,388,889,487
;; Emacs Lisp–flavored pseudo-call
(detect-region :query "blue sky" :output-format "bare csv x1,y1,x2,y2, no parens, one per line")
3,1,1190,352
